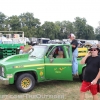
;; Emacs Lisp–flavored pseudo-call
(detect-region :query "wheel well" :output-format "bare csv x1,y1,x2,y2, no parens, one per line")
14,71,37,82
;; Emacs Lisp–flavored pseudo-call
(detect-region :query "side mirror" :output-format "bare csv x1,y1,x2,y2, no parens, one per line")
49,55,53,59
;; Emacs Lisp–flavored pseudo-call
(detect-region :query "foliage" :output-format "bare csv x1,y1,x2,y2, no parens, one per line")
7,15,21,31
41,21,60,39
0,12,99,40
0,12,6,31
95,27,100,40
73,17,95,40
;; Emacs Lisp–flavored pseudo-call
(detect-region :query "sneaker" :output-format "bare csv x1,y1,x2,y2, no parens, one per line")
75,72,78,76
73,73,79,78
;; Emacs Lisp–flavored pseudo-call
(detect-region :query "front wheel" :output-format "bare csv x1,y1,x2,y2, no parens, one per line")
15,73,35,93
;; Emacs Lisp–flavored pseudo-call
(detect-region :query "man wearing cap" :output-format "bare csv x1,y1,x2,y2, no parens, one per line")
79,44,100,100
68,33,78,76
19,46,25,54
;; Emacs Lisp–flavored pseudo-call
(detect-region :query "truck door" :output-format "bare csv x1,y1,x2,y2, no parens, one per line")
45,45,73,81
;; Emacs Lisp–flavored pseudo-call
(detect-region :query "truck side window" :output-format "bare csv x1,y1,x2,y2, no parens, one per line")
47,47,59,58
46,46,54,56
47,46,66,58
54,46,65,58
53,47,59,58
56,50,64,58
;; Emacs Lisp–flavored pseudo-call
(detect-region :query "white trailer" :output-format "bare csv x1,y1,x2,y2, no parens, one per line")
0,31,26,45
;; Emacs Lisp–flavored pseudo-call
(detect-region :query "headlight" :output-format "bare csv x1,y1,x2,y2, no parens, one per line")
7,74,13,78
2,67,5,77
0,66,5,77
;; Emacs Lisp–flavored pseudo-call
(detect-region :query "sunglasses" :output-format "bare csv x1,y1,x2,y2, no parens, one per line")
90,49,97,51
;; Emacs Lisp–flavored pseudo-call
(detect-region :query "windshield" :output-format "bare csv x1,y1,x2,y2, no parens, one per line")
29,45,48,58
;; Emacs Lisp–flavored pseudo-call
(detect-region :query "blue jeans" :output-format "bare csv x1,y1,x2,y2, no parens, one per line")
72,48,78,75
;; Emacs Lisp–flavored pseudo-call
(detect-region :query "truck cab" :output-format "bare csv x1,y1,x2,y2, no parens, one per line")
0,44,85,93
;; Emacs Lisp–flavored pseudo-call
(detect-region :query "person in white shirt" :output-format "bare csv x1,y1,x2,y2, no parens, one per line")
19,45,33,54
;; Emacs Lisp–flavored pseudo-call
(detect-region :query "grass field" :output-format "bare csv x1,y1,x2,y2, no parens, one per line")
0,78,100,100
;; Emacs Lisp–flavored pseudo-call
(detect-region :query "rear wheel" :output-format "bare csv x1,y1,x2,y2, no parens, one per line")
15,73,35,93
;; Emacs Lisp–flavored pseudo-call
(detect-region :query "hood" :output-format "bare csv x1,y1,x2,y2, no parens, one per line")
0,54,29,65
0,54,44,66
2,54,29,62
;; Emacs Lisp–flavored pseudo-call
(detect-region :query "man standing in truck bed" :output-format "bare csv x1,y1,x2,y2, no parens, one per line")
68,33,78,76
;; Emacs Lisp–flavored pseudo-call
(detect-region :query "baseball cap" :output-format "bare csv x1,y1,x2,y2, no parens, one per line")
68,33,75,38
88,44,100,51
20,46,24,49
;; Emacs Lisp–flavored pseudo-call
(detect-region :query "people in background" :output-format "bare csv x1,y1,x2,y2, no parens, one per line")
78,41,82,47
56,50,64,58
19,46,25,54
68,33,78,76
19,45,33,54
79,44,100,100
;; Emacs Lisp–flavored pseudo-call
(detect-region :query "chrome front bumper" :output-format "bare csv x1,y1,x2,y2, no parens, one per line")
0,76,9,85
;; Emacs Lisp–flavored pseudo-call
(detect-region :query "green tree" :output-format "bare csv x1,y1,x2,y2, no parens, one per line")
19,12,41,37
8,15,21,31
73,17,94,39
95,26,100,40
95,27,100,34
95,34,100,40
73,17,87,39
85,25,95,39
19,12,39,27
55,21,74,39
42,21,60,39
0,12,6,31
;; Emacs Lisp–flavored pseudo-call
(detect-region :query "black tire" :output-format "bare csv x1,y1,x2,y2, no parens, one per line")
79,67,86,82
15,73,35,93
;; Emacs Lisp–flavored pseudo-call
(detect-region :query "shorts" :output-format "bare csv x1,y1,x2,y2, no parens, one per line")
80,80,98,95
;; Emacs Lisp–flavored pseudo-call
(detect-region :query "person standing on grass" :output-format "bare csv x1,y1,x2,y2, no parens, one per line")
79,44,100,100
68,33,78,76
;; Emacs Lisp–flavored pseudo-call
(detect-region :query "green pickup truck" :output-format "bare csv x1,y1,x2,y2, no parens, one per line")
0,44,85,93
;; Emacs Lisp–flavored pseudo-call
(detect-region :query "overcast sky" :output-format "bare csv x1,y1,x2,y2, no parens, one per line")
0,0,100,28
